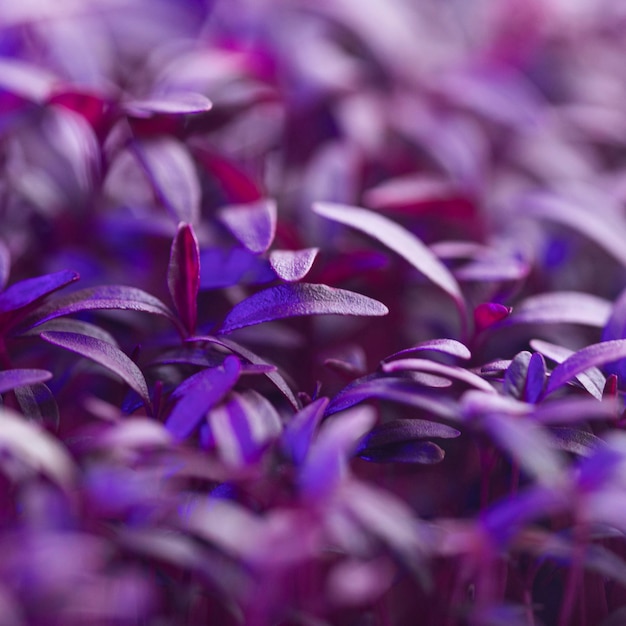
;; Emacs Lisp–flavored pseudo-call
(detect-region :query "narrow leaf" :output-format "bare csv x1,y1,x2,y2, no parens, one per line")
0,270,79,315
549,427,605,457
269,248,319,282
219,283,388,334
168,222,200,335
218,199,277,254
384,338,471,362
544,340,626,398
165,356,241,440
199,247,275,289
525,352,546,403
313,202,464,312
282,397,329,465
13,383,59,431
124,92,212,116
359,440,445,464
40,331,150,406
503,351,532,400
0,369,52,394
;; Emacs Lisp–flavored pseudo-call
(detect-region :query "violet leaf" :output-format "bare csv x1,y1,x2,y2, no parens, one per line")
165,355,241,441
132,137,200,225
199,247,275,289
13,383,60,431
0,369,52,394
474,302,512,332
358,440,445,464
22,318,120,345
168,222,200,336
219,283,388,334
549,427,605,457
40,331,151,407
532,397,618,425
282,397,329,465
383,337,471,362
269,248,319,282
0,240,9,291
503,351,532,400
525,352,546,404
218,198,277,254
124,92,212,116
313,202,465,314
544,340,626,398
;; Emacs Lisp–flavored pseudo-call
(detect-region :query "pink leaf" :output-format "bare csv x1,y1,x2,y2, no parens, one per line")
219,283,388,334
168,222,200,335
218,198,277,254
474,302,513,332
40,331,151,407
269,248,319,282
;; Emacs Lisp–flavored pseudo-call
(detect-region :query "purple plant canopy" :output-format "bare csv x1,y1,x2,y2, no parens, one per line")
217,199,277,254
544,339,626,399
123,92,212,117
269,248,319,282
383,337,471,362
313,202,465,316
0,369,52,394
165,355,241,440
282,397,329,465
507,292,612,328
40,331,151,407
168,222,200,335
383,358,496,394
199,247,275,289
0,270,79,318
218,283,389,334
132,137,201,225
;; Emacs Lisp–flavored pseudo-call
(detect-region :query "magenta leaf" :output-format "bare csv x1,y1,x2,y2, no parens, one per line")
27,285,181,333
219,283,388,334
40,331,151,407
0,270,79,316
269,248,319,282
383,358,496,394
168,222,200,335
282,397,329,465
0,369,52,394
474,302,512,332
544,340,626,398
132,137,200,225
165,355,241,441
384,338,471,362
313,202,465,314
508,292,612,328
124,92,212,116
217,198,277,254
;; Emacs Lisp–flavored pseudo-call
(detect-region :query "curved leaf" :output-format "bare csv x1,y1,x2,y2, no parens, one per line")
0,240,9,291
0,369,52,394
549,427,605,457
359,440,445,464
282,397,329,465
13,383,59,431
0,270,79,315
168,222,200,335
219,283,388,334
218,199,277,254
269,248,319,282
313,202,464,313
40,331,150,406
165,355,241,440
544,340,626,398
384,338,471,362
124,92,212,116
474,302,512,331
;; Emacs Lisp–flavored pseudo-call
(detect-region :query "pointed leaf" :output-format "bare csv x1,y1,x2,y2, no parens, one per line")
549,427,605,457
13,383,59,431
384,338,471,362
0,270,79,316
22,318,119,346
474,302,512,331
168,222,200,335
269,248,319,282
383,358,496,394
40,331,150,406
133,137,200,224
313,202,464,312
544,340,626,398
218,199,277,254
219,283,388,334
508,292,612,327
165,356,241,440
0,369,52,394
282,397,329,465
503,351,532,400
525,352,546,403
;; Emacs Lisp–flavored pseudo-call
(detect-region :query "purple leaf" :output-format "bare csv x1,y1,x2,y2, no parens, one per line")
522,192,626,267
474,302,512,332
299,405,376,500
27,285,181,333
313,202,465,314
132,138,200,225
13,383,60,431
22,318,119,346
0,369,52,394
508,292,612,328
269,248,319,282
544,340,626,398
453,256,529,282
124,92,212,116
0,57,57,103
199,247,275,289
384,338,471,362
0,240,9,290
383,358,496,394
525,352,546,403
549,427,605,457
168,222,200,335
602,287,626,380
219,283,388,334
359,439,445,464
503,351,532,400
40,331,151,407
165,355,241,441
531,339,605,400
218,199,277,254
282,397,329,465
0,270,79,316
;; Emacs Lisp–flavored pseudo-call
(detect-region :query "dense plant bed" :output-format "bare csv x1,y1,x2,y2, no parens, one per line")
2,1,626,625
